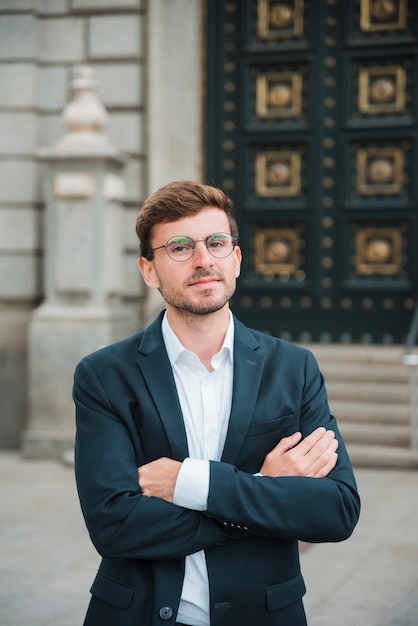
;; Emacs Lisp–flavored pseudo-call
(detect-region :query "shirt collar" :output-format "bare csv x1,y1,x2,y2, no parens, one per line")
161,310,234,367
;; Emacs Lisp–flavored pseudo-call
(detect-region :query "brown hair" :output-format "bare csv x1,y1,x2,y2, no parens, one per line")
136,180,238,259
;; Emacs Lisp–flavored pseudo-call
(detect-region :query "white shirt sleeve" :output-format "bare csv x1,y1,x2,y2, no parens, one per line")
173,458,210,511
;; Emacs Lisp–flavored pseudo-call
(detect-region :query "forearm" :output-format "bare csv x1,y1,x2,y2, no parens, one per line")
75,426,239,560
77,479,230,560
206,444,360,543
74,365,235,561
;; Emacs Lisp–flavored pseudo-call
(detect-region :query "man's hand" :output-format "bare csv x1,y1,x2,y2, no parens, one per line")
138,457,182,502
259,427,338,478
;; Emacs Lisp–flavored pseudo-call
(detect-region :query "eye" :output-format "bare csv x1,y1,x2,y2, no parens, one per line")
167,238,193,255
207,235,228,249
172,244,188,253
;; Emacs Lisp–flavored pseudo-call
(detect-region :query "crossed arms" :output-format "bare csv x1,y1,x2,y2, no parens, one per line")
138,427,339,502
137,426,359,544
74,350,360,560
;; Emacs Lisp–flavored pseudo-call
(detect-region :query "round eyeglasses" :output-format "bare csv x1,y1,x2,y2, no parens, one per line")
146,232,237,262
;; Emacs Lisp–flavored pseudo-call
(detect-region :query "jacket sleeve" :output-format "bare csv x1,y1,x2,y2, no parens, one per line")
206,350,361,543
73,359,243,561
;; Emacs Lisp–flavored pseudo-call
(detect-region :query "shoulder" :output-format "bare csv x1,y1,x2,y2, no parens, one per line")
232,317,322,382
233,315,312,360
77,311,165,370
77,332,144,371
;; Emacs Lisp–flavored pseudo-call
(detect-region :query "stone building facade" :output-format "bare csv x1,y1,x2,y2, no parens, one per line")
0,0,203,451
2,0,417,467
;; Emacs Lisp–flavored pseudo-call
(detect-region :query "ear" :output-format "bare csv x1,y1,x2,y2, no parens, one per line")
138,256,160,289
233,245,242,278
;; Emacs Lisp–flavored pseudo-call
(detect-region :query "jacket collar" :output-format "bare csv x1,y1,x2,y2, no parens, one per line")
136,311,189,460
222,317,264,463
136,311,264,464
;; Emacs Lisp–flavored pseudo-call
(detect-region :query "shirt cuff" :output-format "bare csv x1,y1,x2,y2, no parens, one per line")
173,458,209,511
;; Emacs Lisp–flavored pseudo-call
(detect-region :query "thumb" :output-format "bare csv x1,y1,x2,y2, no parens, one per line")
273,431,303,456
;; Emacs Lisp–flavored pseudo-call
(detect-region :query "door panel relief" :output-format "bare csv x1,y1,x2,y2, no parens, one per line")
206,0,417,343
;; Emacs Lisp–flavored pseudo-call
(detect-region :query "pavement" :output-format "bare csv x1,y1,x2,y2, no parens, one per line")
0,451,417,626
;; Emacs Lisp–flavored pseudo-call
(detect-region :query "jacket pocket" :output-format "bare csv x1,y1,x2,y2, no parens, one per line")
266,573,306,611
90,571,134,610
246,413,297,437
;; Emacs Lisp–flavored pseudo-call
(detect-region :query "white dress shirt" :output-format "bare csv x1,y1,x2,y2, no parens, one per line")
161,312,234,626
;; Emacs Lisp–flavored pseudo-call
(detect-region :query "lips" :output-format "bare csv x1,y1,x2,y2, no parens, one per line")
190,278,219,288
187,272,223,287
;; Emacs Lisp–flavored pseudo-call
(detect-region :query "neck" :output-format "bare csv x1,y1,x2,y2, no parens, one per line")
166,306,231,370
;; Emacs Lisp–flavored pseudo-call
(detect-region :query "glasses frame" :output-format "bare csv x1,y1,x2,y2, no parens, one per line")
145,232,237,262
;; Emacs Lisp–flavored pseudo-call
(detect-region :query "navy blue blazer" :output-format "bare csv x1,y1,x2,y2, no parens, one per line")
73,312,360,626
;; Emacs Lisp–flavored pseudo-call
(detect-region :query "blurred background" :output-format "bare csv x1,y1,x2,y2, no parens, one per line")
0,0,417,469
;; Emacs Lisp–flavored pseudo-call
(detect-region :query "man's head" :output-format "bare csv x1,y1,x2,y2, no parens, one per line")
136,181,241,319
136,180,238,259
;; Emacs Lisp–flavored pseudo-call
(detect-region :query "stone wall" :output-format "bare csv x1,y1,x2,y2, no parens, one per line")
0,0,147,447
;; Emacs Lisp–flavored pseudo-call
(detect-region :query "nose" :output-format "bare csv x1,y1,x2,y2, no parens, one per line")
192,240,214,266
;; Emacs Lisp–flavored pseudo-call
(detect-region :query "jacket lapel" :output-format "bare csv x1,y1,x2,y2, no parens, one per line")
136,312,189,460
221,318,264,464
135,313,265,465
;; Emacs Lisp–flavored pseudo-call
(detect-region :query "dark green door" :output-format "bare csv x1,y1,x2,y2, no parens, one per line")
206,0,418,344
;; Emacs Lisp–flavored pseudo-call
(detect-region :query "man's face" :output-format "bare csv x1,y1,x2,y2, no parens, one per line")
138,207,242,317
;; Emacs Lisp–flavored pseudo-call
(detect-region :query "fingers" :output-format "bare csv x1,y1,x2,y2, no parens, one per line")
138,457,181,501
314,451,338,478
259,432,302,476
271,431,303,455
260,427,339,478
305,430,339,477
293,426,328,456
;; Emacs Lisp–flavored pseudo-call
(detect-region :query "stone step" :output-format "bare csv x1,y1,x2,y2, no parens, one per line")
326,380,409,404
319,361,409,383
339,421,410,448
308,344,404,364
330,399,410,424
347,443,418,469
303,344,416,469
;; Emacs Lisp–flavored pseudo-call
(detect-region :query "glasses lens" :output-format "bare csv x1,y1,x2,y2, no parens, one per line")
166,236,194,261
206,233,234,258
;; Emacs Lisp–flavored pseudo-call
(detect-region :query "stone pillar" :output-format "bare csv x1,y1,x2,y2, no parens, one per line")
145,0,203,321
22,66,137,459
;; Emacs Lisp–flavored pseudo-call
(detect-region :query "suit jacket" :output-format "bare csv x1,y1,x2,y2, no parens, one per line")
73,311,360,626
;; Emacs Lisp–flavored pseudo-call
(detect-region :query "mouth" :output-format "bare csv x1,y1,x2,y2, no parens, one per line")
190,278,220,288
187,274,222,288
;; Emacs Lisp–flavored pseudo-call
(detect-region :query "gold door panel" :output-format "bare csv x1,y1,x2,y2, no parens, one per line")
206,0,418,343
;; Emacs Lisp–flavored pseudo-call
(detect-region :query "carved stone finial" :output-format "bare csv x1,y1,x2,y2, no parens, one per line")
62,65,108,134
42,64,123,156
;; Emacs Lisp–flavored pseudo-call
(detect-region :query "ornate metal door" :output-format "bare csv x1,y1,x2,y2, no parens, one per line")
206,0,418,344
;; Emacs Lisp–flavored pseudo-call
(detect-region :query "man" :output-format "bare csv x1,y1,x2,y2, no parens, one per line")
73,180,360,626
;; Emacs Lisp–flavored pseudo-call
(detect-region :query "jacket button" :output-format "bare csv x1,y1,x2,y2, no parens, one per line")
159,606,173,620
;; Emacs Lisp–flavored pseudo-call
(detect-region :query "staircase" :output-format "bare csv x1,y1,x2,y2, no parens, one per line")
306,344,418,469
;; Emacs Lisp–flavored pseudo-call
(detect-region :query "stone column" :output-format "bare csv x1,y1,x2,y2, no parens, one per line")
22,66,137,459
145,0,203,321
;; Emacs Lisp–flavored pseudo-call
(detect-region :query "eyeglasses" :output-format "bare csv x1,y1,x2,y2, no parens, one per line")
146,232,237,262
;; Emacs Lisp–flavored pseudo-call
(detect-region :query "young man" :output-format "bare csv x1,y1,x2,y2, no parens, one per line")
73,180,360,626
